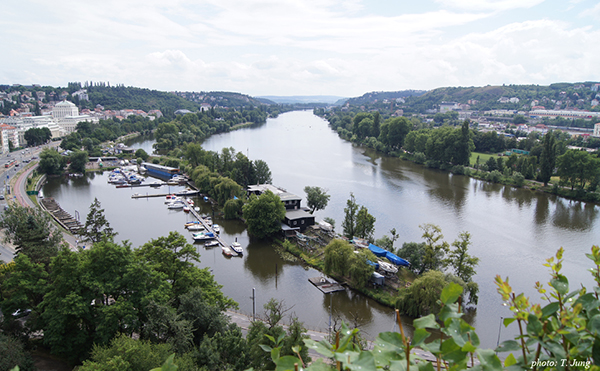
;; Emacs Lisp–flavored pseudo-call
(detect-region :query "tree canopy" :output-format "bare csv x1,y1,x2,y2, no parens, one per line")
303,186,330,214
242,190,286,239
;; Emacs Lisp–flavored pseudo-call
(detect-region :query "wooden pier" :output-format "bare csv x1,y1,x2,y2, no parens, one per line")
188,202,227,249
308,277,345,294
131,193,173,198
41,197,84,234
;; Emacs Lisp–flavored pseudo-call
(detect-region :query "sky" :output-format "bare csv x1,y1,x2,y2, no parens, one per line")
1,0,599,97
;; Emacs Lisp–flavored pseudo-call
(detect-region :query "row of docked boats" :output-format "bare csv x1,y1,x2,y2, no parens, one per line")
108,166,144,185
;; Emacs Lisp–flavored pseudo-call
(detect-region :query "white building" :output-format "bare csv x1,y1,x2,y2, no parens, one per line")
52,100,98,135
0,124,19,153
52,100,79,119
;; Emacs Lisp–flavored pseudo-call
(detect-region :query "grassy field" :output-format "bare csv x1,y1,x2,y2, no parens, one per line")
469,152,504,166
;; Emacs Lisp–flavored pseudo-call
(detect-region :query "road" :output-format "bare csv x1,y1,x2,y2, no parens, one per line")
1,142,78,261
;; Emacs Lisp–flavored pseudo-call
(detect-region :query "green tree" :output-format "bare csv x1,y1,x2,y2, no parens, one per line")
342,193,359,239
445,232,479,305
354,206,376,241
538,131,556,186
38,148,65,176
135,148,150,162
396,270,448,317
396,241,426,274
323,239,354,277
303,186,330,214
0,334,35,371
81,198,116,243
348,248,377,288
0,205,63,265
223,198,244,220
78,334,195,371
418,223,449,275
135,232,235,309
557,149,600,190
68,150,88,174
253,159,272,184
379,117,412,150
242,190,286,239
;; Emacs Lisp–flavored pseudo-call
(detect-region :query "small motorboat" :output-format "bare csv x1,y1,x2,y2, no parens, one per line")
186,224,205,231
183,206,190,213
230,242,243,255
192,232,216,241
167,200,185,209
212,224,221,234
205,240,219,248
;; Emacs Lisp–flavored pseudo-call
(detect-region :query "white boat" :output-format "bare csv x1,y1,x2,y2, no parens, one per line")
222,245,234,256
191,232,216,241
205,240,219,248
186,224,205,231
183,206,190,213
175,189,199,196
230,242,243,255
213,224,221,234
185,221,201,227
194,207,200,212
378,260,398,274
167,200,185,209
165,196,182,204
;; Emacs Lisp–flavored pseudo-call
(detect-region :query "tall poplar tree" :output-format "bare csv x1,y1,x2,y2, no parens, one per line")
539,131,556,186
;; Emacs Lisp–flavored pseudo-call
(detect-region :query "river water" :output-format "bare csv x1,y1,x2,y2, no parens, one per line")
43,110,600,350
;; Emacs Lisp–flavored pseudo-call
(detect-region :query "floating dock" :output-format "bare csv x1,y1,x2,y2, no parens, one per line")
308,277,345,294
41,197,84,234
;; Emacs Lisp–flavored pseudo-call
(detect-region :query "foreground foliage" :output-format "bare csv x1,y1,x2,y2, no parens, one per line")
246,247,600,370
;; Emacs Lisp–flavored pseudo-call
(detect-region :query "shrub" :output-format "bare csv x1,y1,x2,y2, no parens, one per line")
413,152,426,164
487,170,502,183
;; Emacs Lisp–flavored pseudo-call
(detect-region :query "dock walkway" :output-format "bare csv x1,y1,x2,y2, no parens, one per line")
188,203,227,248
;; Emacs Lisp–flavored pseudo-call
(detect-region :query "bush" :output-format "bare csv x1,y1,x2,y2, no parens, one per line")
451,165,465,175
512,171,525,187
487,170,502,183
413,152,426,164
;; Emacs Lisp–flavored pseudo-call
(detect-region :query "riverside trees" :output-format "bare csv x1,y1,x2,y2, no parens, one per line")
242,190,286,239
303,186,330,214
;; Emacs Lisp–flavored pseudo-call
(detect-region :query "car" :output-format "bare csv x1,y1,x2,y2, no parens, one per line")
12,309,32,318
0,195,5,200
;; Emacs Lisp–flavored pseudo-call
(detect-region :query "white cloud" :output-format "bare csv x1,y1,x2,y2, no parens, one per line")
435,0,545,11
0,0,598,96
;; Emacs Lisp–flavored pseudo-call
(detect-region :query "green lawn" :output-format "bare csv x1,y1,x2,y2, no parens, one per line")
469,152,503,166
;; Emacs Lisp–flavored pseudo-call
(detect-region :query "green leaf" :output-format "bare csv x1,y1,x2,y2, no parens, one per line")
441,338,467,364
271,347,281,361
504,353,517,367
345,350,376,370
503,317,516,327
274,355,303,371
304,339,334,358
411,328,431,347
461,341,477,353
526,315,543,337
589,314,600,337
259,344,273,352
540,302,560,318
496,340,520,352
575,293,600,313
413,314,439,330
440,282,463,305
476,349,503,371
550,274,569,296
593,336,600,366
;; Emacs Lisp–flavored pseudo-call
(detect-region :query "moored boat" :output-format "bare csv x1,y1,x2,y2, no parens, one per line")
212,224,221,233
186,224,205,231
230,242,243,255
191,232,216,241
167,200,185,209
205,240,219,248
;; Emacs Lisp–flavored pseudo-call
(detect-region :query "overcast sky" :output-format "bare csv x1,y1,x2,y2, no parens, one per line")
1,0,599,97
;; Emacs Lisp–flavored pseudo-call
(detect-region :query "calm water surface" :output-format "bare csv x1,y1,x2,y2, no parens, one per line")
44,111,600,349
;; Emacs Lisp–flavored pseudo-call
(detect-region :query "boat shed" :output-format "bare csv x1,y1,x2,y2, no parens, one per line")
370,272,385,286
284,209,315,232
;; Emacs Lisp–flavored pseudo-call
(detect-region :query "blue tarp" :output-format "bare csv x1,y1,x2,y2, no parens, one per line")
385,251,410,267
366,260,379,269
368,243,387,257
369,243,410,267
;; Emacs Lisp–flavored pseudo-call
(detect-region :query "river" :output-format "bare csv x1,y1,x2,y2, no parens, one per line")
43,110,600,350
